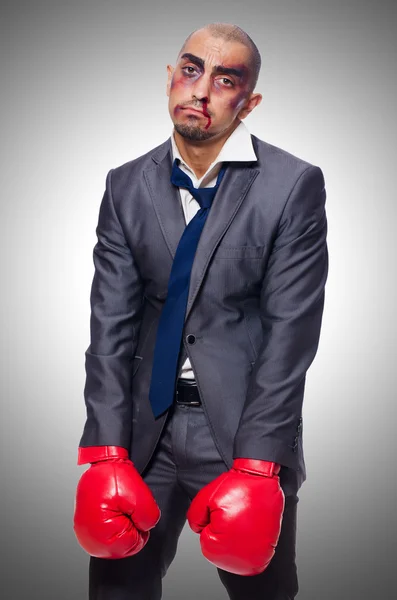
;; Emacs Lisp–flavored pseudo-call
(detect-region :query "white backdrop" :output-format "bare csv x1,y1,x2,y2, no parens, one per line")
1,1,396,598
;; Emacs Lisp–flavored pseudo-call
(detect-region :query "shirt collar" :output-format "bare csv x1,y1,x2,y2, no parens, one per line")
170,119,257,185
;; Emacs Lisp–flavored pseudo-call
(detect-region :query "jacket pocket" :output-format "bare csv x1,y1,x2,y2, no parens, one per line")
214,244,266,259
131,316,156,377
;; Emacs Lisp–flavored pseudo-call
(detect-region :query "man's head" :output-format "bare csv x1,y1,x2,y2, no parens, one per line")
166,23,262,142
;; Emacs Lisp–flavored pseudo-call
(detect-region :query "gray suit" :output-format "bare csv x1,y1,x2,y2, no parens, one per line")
79,132,328,499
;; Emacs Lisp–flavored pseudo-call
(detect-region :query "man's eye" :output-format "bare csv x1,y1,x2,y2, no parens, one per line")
220,77,234,87
182,66,196,75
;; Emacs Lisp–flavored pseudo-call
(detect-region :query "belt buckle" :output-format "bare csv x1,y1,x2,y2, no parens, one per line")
176,381,201,406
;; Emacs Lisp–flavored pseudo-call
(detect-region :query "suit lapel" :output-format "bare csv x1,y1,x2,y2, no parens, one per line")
144,151,186,260
184,164,259,321
144,138,259,322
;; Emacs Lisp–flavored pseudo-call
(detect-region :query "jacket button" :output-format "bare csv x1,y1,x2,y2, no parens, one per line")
186,334,196,344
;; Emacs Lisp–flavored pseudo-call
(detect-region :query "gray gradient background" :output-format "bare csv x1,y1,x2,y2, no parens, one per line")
1,0,396,598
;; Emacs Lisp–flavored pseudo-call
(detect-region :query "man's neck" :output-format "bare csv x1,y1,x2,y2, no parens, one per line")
173,119,241,180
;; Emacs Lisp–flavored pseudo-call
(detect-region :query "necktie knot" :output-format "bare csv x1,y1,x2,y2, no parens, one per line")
170,158,227,209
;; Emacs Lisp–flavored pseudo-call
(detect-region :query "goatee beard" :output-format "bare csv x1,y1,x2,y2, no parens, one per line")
174,123,216,142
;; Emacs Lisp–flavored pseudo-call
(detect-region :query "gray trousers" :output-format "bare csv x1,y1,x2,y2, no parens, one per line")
89,402,299,600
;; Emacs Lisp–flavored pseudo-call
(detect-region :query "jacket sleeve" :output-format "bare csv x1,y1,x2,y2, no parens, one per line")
233,165,329,471
79,169,144,450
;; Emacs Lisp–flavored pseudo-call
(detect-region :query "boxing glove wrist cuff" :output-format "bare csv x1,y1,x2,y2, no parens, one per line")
77,445,129,466
232,458,281,477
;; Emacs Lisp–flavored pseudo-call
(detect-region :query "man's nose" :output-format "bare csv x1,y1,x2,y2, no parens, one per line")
191,73,211,103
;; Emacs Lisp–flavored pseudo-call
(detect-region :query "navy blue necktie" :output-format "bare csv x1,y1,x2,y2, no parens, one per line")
148,158,228,418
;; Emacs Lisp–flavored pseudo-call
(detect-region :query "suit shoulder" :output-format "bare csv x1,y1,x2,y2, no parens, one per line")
251,134,323,176
250,135,326,209
109,138,170,180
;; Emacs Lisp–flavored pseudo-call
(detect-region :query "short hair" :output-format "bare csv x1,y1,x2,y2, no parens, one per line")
178,23,261,92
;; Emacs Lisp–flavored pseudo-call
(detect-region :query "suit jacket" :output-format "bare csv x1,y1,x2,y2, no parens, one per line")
79,132,329,496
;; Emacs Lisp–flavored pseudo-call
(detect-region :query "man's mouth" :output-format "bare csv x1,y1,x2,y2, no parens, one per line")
177,104,212,130
181,107,204,114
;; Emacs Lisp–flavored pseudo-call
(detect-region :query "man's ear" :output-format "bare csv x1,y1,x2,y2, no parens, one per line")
166,65,175,97
238,93,262,120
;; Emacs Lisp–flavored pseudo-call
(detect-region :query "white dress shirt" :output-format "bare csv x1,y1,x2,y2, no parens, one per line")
170,119,258,380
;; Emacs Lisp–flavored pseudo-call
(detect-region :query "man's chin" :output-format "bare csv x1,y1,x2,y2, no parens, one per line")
173,123,215,142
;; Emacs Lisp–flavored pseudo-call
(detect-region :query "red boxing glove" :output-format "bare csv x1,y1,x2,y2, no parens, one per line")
73,446,161,559
187,458,285,576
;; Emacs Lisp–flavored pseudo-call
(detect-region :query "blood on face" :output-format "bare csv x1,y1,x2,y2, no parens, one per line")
170,58,252,131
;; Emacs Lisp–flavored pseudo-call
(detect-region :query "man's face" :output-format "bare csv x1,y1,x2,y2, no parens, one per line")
166,30,261,141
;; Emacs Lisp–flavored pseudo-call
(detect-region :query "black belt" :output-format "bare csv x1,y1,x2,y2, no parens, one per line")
175,379,201,406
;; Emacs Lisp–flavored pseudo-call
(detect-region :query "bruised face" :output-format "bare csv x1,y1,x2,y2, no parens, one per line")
166,30,262,141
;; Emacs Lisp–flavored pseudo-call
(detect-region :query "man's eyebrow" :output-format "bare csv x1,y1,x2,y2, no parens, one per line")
212,65,244,78
181,53,205,70
180,53,244,79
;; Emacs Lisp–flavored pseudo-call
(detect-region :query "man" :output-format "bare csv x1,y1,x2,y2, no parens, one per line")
74,22,328,600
